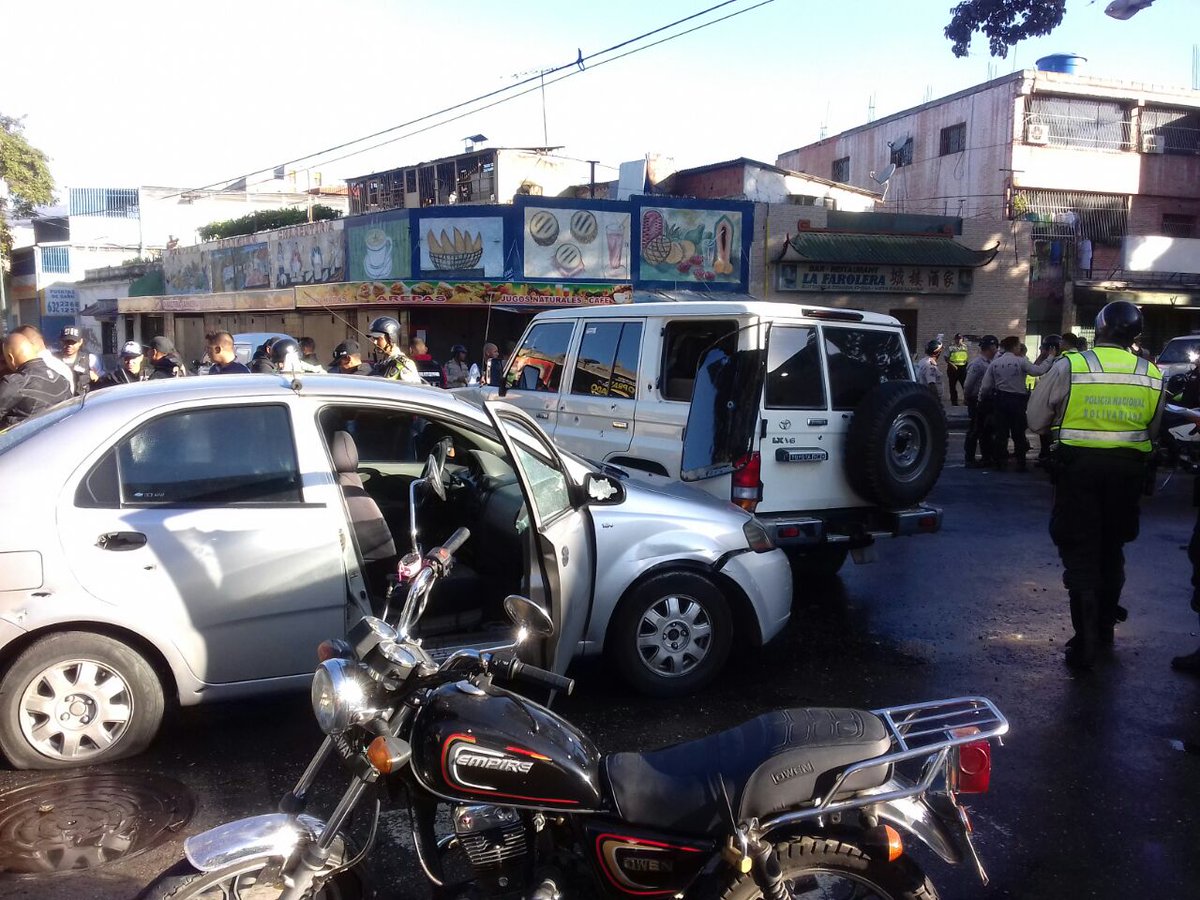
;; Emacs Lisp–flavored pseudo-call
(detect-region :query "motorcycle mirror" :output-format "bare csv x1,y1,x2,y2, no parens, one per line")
503,595,555,640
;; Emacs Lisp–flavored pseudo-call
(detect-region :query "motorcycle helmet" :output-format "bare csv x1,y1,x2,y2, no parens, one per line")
451,344,467,356
977,334,999,350
1094,300,1143,347
367,316,402,347
925,339,943,356
270,337,300,364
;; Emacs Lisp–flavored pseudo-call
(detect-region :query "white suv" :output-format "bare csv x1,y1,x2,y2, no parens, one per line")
478,300,946,576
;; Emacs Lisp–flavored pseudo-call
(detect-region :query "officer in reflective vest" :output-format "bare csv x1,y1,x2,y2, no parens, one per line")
1028,301,1164,669
945,333,969,406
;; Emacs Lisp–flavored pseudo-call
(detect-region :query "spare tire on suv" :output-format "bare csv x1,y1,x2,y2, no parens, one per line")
844,381,947,508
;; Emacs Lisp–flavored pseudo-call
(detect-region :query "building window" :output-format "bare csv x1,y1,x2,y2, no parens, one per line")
831,157,850,183
1162,214,1197,238
889,137,914,167
1025,96,1132,152
939,123,967,156
1141,107,1200,154
1012,188,1128,246
69,187,139,218
40,245,70,274
405,169,417,193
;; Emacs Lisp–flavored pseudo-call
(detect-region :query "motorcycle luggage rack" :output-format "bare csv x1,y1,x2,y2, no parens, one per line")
755,697,1009,833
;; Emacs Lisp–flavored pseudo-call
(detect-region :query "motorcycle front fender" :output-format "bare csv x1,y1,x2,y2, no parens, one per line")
873,787,967,866
185,813,348,873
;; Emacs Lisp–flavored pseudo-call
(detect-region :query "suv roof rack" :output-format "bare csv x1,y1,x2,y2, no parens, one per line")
799,308,865,322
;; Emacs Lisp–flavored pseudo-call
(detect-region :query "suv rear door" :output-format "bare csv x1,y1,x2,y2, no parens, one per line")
555,319,643,462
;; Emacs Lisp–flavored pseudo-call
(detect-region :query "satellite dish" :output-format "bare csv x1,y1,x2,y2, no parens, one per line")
870,163,896,185
1105,0,1154,20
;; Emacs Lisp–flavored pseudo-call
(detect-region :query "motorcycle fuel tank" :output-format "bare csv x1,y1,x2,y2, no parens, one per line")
410,680,605,811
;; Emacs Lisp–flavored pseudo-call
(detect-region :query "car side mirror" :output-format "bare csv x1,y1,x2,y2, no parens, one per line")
498,378,509,398
583,472,625,506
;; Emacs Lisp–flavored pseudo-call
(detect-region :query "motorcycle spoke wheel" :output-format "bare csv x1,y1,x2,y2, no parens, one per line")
138,858,361,900
787,870,892,900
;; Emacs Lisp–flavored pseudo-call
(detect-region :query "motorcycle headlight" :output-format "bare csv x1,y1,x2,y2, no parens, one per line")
311,658,371,735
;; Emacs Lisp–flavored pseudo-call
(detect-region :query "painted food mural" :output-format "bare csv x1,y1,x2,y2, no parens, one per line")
639,207,742,283
524,207,631,280
347,216,411,282
419,216,504,277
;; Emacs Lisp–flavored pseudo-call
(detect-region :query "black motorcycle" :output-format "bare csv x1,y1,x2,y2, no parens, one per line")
141,528,1008,900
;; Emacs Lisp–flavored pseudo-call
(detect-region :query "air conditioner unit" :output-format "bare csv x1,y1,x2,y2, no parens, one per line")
1027,123,1050,145
1142,134,1166,154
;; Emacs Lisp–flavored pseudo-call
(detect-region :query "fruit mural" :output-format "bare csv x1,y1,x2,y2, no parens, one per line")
638,207,742,284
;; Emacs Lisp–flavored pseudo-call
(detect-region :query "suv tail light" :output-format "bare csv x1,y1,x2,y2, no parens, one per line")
951,726,992,794
732,452,762,512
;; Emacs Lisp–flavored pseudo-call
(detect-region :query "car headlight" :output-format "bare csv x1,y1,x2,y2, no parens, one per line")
311,658,372,735
743,518,775,553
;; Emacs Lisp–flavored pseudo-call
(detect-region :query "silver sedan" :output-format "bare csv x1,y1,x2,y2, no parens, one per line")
0,375,790,769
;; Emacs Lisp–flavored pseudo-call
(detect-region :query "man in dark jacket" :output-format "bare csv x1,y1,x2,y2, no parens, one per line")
0,331,73,428
95,342,151,389
329,340,372,375
206,331,251,374
147,335,188,378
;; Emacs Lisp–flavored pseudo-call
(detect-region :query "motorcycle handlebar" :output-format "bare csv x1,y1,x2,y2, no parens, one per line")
501,657,574,695
433,527,470,559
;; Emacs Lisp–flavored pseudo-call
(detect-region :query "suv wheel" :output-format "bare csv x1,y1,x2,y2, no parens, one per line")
845,382,947,508
608,572,733,697
0,633,165,769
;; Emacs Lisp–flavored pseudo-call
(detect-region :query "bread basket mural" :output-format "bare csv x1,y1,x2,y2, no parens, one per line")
418,215,504,277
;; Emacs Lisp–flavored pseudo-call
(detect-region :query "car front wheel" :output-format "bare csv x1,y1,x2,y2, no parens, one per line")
608,571,733,697
0,632,165,769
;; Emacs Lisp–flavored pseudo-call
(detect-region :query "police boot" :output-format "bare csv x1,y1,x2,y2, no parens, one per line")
1065,590,1099,669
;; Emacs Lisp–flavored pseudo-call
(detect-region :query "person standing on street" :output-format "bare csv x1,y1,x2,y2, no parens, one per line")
299,337,322,368
1032,335,1062,468
0,331,73,428
147,336,188,378
945,333,969,406
964,334,999,468
95,341,151,389
206,332,252,374
980,336,1056,471
329,340,372,375
481,342,504,387
1028,300,1164,669
15,325,75,391
443,344,471,388
408,337,445,387
366,317,422,383
57,326,100,395
917,339,943,399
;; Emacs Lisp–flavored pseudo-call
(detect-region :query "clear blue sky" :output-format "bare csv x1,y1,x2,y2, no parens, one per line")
4,0,1196,193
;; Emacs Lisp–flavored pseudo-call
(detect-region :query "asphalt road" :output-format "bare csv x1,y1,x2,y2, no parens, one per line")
3,434,1199,898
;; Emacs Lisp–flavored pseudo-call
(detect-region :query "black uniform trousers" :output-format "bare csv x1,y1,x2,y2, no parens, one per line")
965,398,996,463
992,391,1030,464
946,363,966,405
1049,448,1147,617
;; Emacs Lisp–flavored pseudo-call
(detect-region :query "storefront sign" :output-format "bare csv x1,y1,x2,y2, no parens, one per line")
120,290,294,313
43,287,79,315
777,262,973,294
296,281,632,308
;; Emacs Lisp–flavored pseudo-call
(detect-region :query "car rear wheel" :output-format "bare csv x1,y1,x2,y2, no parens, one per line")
0,632,165,770
845,382,947,508
608,572,733,697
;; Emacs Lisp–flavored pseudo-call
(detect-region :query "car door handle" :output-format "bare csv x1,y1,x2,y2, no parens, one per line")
612,421,628,429
97,531,147,551
807,418,828,427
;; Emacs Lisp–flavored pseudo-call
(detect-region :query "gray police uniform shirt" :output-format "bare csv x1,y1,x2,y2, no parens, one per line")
979,351,1053,399
964,356,991,404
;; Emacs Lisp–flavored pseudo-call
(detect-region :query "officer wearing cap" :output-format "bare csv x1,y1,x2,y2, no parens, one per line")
147,335,188,378
329,340,372,375
979,335,1057,471
964,335,999,467
95,342,151,389
57,326,99,395
1029,300,1164,669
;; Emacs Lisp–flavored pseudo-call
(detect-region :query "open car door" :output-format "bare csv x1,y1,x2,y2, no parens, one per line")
482,401,595,676
680,323,769,481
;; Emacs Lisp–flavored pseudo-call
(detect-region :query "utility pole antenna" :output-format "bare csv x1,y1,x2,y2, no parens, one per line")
819,101,830,139
867,94,876,123
1193,43,1199,91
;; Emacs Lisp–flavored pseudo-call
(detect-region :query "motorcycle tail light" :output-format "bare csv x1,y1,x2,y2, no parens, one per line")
732,452,762,512
952,727,992,794
863,824,904,862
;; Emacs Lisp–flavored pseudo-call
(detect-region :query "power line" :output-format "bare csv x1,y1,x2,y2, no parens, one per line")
169,0,768,199
226,0,777,195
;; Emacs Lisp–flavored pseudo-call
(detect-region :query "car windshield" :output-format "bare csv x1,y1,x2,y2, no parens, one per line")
0,397,84,457
1158,338,1200,364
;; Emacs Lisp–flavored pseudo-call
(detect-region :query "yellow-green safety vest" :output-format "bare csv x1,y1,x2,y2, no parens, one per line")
947,346,969,366
1053,348,1162,452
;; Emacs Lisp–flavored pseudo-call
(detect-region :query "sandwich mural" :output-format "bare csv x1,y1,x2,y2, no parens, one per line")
523,205,631,280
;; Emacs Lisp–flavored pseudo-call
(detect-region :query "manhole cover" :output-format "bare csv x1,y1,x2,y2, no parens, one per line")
0,773,194,875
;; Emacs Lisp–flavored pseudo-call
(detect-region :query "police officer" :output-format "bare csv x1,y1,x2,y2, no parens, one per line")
979,335,1057,471
366,317,421,383
1031,335,1062,467
1028,300,1164,669
916,339,943,398
964,334,999,467
945,333,969,406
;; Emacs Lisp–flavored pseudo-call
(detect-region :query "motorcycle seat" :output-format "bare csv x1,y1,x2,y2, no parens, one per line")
604,707,891,836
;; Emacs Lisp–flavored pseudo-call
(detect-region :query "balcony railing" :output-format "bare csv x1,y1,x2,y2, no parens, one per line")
1022,112,1133,152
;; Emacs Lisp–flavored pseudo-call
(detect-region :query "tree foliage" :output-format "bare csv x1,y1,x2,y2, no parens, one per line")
945,0,1068,58
0,114,55,259
198,204,343,241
